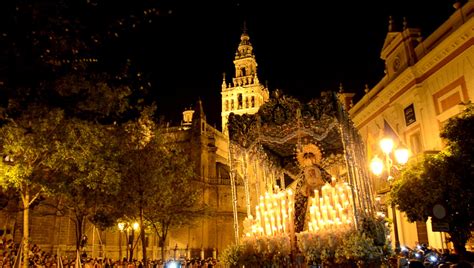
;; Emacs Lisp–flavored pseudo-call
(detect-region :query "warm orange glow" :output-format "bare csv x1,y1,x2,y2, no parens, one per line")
132,222,140,230
370,155,384,176
379,138,394,154
307,182,354,231
244,189,294,237
394,147,410,165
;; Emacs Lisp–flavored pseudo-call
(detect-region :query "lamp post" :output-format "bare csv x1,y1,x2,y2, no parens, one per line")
128,222,140,262
118,221,139,262
370,137,409,253
173,244,178,260
118,222,125,261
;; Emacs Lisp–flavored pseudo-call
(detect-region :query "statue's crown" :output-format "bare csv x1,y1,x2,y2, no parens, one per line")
296,143,322,168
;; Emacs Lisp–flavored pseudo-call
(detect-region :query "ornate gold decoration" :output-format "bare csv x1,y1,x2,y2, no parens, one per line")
296,143,322,168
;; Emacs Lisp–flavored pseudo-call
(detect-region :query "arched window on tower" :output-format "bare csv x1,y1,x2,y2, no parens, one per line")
231,99,234,110
251,96,255,107
241,67,246,77
237,94,243,109
245,97,249,108
225,100,229,111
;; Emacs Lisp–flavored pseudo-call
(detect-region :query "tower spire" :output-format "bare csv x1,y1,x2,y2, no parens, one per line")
220,24,269,135
222,72,227,89
234,23,256,85
403,17,408,30
388,16,395,32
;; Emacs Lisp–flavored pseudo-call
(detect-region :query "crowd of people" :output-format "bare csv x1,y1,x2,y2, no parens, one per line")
1,236,221,268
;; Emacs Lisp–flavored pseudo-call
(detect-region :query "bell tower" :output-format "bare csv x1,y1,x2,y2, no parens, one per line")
221,23,269,135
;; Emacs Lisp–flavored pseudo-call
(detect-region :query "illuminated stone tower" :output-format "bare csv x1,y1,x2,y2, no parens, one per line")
221,25,269,134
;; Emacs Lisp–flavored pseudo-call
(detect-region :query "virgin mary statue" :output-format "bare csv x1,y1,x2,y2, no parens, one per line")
293,143,332,233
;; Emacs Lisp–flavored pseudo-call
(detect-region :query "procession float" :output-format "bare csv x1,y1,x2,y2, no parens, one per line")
222,91,392,267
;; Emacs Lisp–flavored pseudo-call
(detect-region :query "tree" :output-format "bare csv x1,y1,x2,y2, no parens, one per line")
116,109,203,264
0,105,66,268
46,118,122,251
144,140,204,262
390,103,474,257
0,2,170,264
115,108,157,266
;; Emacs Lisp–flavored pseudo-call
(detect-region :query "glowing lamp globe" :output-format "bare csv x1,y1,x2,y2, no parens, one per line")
370,156,384,176
379,138,394,154
394,147,409,165
132,222,140,230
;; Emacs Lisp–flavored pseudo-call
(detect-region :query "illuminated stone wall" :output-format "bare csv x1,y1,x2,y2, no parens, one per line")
350,2,474,250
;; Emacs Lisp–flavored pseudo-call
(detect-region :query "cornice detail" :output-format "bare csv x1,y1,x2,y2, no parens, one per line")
351,20,474,128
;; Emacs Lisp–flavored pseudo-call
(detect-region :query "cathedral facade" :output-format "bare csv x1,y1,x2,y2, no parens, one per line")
0,27,268,261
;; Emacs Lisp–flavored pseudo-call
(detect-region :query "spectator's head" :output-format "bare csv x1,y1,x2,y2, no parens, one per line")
457,261,473,268
408,260,424,268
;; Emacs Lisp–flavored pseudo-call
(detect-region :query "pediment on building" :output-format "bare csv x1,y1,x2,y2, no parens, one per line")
381,32,401,60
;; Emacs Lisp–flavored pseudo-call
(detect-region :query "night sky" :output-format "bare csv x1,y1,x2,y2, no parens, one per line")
2,1,458,129
141,1,456,129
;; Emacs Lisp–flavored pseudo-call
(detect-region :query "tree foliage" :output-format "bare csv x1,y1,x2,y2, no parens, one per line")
144,140,203,258
46,118,122,250
0,105,66,268
0,105,65,196
0,0,160,255
116,110,202,262
390,103,474,256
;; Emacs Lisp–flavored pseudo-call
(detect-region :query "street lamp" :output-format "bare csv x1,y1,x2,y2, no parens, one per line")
118,221,140,262
370,137,409,253
118,222,125,261
130,222,140,261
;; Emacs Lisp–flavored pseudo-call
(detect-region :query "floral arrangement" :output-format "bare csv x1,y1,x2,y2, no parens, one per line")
296,227,345,265
297,215,392,266
223,215,392,266
221,233,291,267
334,230,383,265
221,243,244,267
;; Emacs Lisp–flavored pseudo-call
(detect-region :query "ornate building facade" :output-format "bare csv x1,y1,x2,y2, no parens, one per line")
349,1,474,251
221,26,270,135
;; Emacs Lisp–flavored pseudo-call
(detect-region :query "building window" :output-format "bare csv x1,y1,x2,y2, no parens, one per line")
231,99,234,110
432,77,468,115
225,100,229,111
409,132,423,155
238,94,242,109
245,97,249,108
404,104,416,126
440,92,461,113
251,96,255,107
241,67,246,76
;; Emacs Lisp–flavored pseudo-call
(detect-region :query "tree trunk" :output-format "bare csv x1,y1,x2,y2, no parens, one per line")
140,207,147,267
22,187,29,268
75,215,85,252
450,231,467,258
129,230,134,262
159,237,165,261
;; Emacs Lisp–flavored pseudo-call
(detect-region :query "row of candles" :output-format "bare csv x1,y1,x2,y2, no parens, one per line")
245,188,295,236
245,182,355,236
307,182,355,232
